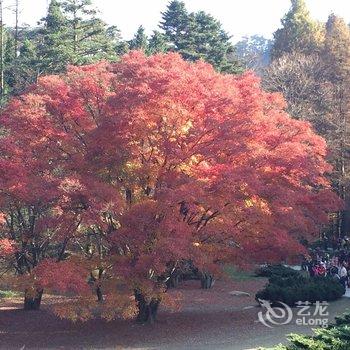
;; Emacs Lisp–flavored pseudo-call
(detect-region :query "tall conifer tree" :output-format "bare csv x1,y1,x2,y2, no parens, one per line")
61,0,118,64
37,0,71,74
271,0,324,59
322,15,350,235
148,30,169,54
129,25,148,51
160,0,242,73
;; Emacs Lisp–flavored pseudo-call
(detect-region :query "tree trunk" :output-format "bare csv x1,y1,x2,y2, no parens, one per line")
23,289,43,310
96,286,104,302
336,84,347,238
134,290,160,324
200,273,215,289
166,272,180,288
14,0,19,58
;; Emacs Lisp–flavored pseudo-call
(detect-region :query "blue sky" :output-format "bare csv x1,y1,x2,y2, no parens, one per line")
6,0,350,42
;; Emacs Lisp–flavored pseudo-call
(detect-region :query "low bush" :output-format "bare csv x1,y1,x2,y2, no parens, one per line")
255,264,300,278
0,289,20,298
265,312,350,349
256,276,345,306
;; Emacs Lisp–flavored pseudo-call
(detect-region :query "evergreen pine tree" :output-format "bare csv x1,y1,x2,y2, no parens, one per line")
160,0,242,73
129,25,148,51
115,40,129,56
159,0,189,52
46,0,66,29
37,0,71,74
2,28,17,97
6,37,39,95
147,30,168,54
61,0,118,64
4,0,69,97
191,11,241,73
271,0,324,60
107,25,129,56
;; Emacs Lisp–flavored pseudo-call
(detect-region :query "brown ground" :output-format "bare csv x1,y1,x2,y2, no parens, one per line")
1,278,350,350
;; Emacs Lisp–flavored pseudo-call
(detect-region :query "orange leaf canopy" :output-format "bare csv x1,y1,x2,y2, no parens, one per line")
0,51,340,298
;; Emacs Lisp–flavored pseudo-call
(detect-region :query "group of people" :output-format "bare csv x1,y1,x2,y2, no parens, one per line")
303,254,349,290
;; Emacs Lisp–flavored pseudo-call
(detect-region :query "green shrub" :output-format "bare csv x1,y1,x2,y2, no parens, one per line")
264,312,350,350
256,276,344,306
256,264,300,278
268,274,305,287
335,313,350,326
0,290,19,298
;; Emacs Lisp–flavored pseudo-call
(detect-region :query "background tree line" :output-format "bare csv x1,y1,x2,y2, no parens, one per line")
263,0,350,240
0,0,243,100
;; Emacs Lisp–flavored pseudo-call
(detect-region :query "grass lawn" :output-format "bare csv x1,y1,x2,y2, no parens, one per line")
224,265,263,281
0,290,20,298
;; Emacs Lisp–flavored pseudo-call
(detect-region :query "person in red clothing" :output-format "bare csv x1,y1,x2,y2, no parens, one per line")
318,263,327,276
312,263,326,277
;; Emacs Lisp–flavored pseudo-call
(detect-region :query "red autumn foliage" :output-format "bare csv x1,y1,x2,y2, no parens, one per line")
0,51,340,319
0,238,17,257
33,259,90,294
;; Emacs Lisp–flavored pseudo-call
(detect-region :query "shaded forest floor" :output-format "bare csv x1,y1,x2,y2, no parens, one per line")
1,277,350,350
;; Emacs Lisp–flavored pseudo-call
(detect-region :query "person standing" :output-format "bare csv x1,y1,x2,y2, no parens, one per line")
339,263,348,290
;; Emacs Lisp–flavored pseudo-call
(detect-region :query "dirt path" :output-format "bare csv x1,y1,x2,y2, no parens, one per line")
1,279,350,350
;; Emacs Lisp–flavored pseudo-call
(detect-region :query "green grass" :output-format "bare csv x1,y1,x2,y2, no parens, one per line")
224,265,261,281
0,289,20,298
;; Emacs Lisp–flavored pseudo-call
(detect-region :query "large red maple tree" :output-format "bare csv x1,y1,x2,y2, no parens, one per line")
0,52,339,322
